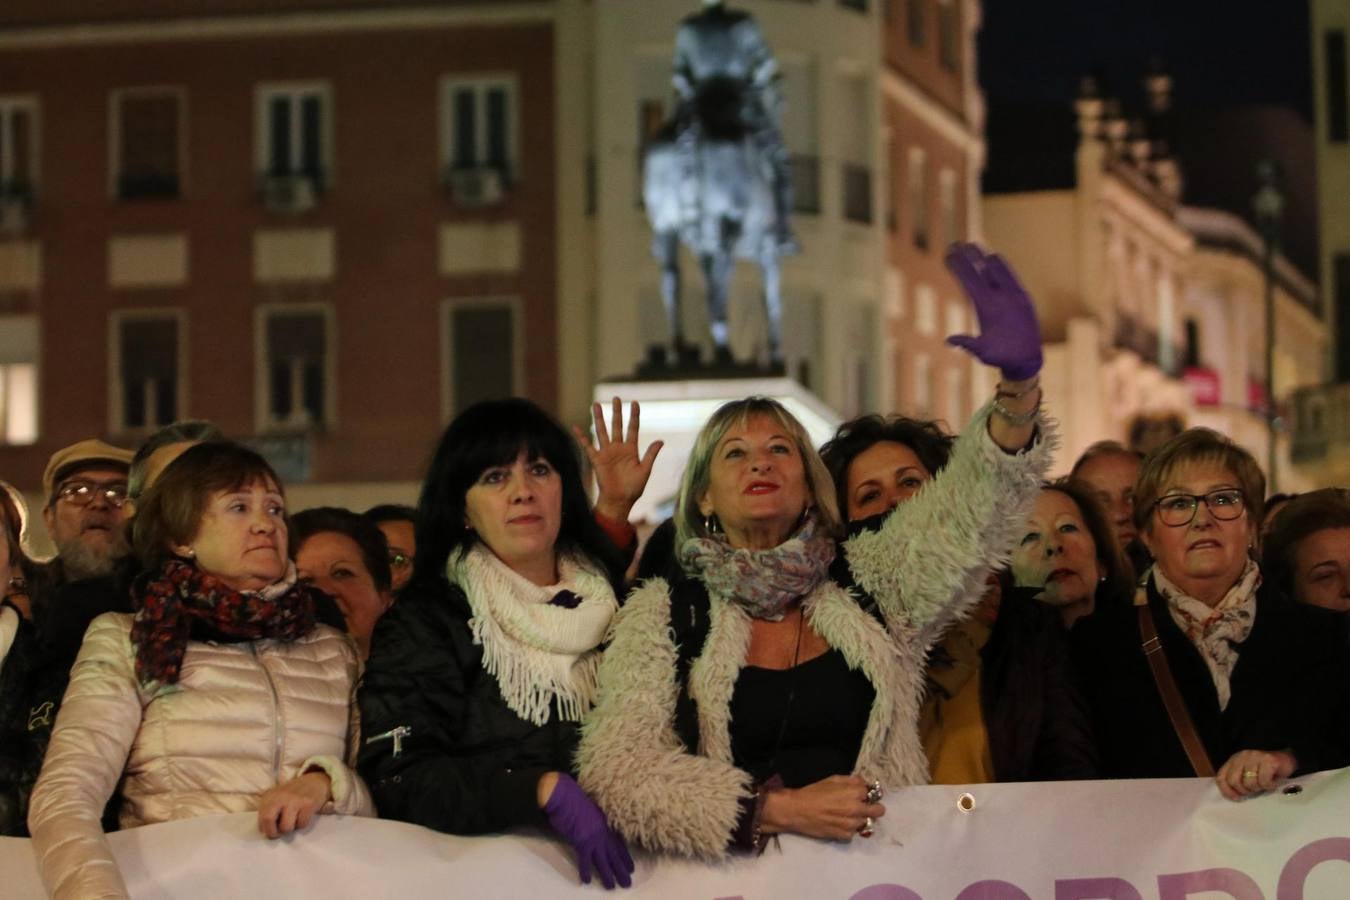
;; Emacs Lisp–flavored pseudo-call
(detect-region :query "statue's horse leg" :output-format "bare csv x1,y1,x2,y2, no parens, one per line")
655,228,684,358
701,232,735,362
760,250,783,364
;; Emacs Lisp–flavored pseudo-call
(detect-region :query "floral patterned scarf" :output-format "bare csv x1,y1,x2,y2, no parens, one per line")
679,517,836,621
1153,559,1261,711
131,559,319,686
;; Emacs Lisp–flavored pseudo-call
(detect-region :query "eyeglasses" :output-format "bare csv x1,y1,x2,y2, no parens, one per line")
1152,489,1246,527
388,552,413,570
56,480,129,509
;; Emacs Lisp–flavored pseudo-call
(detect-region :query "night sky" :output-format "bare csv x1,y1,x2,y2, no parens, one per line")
979,0,1312,120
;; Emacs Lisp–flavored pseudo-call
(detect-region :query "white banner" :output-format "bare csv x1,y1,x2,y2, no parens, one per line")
4,770,1349,899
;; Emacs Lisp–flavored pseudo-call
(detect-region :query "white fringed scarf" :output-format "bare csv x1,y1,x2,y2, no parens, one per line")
449,545,618,725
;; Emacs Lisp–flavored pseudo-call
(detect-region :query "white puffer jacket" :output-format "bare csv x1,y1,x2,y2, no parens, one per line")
28,612,374,900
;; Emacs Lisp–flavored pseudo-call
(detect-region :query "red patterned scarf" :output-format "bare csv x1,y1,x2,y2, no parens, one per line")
680,516,836,621
131,559,319,686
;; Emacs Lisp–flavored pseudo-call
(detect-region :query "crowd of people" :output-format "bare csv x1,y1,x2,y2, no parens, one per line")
1,243,1348,897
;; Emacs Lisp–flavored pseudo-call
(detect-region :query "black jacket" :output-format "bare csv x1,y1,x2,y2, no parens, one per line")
1072,577,1350,779
980,588,1097,781
358,577,582,835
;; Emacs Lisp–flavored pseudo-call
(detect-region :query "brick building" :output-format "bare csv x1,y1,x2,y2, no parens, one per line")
0,1,562,509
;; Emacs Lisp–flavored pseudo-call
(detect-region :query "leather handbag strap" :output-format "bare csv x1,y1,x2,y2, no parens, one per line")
1135,592,1215,778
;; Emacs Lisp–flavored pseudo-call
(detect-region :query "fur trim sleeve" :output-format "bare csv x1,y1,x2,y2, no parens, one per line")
577,579,753,860
843,402,1058,643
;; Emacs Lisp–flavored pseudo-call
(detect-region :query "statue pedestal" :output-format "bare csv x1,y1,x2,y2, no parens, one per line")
636,343,786,380
592,373,841,524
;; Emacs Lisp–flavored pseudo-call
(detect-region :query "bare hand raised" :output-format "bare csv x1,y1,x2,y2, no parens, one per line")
574,398,663,524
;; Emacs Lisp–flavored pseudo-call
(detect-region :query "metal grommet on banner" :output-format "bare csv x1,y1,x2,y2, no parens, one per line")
1282,784,1303,796
957,792,976,814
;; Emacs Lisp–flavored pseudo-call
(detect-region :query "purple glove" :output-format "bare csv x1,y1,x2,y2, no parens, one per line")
543,774,634,890
944,242,1044,382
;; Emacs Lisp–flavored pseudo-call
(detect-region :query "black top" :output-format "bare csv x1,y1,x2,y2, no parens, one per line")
1072,576,1350,779
730,648,875,788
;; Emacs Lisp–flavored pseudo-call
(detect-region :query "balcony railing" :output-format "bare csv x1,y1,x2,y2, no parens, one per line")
1113,314,1186,378
842,163,872,224
1291,382,1350,464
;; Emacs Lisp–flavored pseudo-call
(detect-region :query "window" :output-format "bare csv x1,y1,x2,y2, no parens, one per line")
258,306,333,430
0,314,38,446
907,0,926,48
441,298,520,419
908,147,928,250
1337,255,1350,381
113,89,182,199
839,0,868,11
440,76,518,181
944,366,964,426
937,0,959,71
915,283,937,335
0,97,38,201
913,353,933,416
939,168,958,248
257,83,331,188
111,312,182,432
1328,31,1348,143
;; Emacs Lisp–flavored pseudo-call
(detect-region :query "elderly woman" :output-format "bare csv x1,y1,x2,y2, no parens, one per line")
820,424,1098,786
28,442,373,900
1072,429,1350,799
1011,478,1134,630
1262,489,1350,615
292,506,395,660
1,480,48,836
358,398,658,890
578,243,1054,857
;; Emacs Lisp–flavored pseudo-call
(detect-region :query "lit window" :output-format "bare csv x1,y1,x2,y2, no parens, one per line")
0,314,38,445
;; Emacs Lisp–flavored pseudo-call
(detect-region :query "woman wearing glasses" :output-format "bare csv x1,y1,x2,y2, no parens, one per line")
1072,429,1350,797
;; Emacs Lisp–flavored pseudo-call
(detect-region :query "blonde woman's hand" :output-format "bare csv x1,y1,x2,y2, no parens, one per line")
761,774,885,842
1216,748,1296,801
575,398,663,524
257,770,332,838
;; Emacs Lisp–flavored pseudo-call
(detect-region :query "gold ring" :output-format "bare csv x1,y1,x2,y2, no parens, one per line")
1242,769,1257,781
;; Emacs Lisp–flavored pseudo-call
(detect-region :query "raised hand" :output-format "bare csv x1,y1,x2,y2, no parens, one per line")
574,398,663,524
944,242,1043,382
543,773,635,890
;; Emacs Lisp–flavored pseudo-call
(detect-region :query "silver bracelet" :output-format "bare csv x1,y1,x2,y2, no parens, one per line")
995,379,1041,400
992,395,1040,426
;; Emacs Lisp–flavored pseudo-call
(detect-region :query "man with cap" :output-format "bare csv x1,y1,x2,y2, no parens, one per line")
40,439,134,587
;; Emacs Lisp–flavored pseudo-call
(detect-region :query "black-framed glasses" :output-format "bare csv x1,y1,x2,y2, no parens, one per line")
56,480,129,509
388,552,413,570
1153,489,1246,527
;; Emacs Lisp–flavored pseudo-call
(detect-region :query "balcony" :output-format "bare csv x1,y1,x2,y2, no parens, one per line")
1113,314,1186,378
1290,382,1350,464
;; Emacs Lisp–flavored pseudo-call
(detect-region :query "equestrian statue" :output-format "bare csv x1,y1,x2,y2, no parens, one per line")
642,0,798,367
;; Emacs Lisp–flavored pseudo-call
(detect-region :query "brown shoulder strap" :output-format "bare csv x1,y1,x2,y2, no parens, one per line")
1135,591,1215,778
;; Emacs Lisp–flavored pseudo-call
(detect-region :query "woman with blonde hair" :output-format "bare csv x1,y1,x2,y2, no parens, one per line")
579,244,1056,857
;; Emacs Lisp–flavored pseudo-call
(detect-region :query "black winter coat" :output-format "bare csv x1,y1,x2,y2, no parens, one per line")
1072,576,1350,779
358,578,582,835
980,588,1097,782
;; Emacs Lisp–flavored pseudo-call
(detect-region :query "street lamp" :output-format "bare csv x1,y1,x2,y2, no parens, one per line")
1252,159,1284,494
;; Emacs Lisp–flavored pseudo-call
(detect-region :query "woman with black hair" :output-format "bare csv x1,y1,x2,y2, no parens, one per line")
358,398,658,890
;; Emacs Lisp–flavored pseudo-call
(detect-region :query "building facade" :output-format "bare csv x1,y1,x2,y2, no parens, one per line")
0,1,563,509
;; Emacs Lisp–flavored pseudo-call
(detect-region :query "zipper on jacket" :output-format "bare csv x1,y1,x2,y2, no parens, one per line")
249,642,284,782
